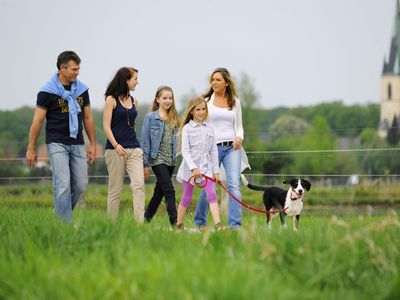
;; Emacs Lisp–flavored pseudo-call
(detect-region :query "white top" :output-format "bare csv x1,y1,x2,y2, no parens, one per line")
208,104,235,143
206,93,250,181
207,93,244,140
176,120,219,184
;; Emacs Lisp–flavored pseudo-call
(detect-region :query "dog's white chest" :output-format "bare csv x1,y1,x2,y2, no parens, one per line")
284,190,303,216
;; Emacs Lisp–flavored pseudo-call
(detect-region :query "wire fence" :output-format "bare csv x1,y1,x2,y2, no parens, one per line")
1,146,400,187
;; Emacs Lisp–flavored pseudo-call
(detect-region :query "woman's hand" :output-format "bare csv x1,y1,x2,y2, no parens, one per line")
233,137,243,150
115,144,127,156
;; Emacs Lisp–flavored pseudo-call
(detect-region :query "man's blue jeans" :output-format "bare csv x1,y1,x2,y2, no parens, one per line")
47,143,88,222
194,145,242,228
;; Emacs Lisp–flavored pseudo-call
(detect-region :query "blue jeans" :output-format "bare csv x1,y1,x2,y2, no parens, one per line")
47,143,88,222
194,145,242,228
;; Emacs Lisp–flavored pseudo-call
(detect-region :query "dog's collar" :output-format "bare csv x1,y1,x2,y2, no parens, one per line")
290,190,303,201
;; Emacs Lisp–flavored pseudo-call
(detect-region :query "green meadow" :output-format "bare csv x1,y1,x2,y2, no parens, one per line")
0,184,399,299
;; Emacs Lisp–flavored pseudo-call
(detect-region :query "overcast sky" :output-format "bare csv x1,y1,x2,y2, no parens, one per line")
0,0,395,111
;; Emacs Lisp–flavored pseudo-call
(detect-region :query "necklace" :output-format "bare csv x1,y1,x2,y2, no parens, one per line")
119,96,135,128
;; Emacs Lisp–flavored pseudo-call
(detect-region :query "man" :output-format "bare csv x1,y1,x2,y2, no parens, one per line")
25,50,96,222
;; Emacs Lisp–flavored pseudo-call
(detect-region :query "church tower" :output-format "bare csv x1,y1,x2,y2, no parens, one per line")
380,0,400,137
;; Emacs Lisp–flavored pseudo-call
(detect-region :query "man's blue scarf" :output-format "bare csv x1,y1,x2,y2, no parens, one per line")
40,72,88,139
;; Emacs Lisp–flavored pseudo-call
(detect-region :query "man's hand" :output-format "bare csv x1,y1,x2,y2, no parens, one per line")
25,148,37,167
25,107,46,168
87,144,96,164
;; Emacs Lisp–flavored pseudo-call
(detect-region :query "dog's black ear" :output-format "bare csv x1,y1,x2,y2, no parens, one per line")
283,179,297,186
301,179,311,191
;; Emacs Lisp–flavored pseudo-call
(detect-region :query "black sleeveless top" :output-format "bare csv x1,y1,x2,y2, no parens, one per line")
105,96,140,149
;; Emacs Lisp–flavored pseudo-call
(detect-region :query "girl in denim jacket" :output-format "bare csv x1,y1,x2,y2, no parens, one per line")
175,96,224,231
141,86,180,226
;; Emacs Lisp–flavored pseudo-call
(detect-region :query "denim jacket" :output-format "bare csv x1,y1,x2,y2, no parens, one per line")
141,110,178,168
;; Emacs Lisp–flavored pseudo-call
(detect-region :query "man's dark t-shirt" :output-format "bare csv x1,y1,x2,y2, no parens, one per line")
37,86,90,145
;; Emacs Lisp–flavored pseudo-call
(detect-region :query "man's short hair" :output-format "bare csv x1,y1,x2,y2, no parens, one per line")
56,51,81,70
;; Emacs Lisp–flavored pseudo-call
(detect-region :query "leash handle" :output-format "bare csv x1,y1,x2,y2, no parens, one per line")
188,174,288,215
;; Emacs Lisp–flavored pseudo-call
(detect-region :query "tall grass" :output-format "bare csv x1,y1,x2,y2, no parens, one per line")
0,205,399,299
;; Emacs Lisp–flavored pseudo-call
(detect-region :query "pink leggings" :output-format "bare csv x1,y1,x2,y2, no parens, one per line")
179,180,217,208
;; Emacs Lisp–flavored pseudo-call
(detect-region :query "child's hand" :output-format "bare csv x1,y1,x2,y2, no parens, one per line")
144,167,150,180
213,173,220,182
191,168,202,178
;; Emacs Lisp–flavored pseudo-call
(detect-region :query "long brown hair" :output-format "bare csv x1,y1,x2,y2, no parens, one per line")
203,67,237,110
105,67,138,99
151,85,180,128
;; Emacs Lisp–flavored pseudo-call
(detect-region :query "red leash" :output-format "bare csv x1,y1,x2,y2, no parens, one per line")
189,174,288,214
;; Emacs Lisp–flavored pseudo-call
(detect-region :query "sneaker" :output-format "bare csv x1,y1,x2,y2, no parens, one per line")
198,226,210,233
175,223,184,231
215,223,227,232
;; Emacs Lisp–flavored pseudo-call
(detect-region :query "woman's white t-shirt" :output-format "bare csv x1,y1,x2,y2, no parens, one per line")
208,103,235,144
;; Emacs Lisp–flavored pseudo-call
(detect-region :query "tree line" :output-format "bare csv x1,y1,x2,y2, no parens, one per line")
1,72,399,180
1,100,399,179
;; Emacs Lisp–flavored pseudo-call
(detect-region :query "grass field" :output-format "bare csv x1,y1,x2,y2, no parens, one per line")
0,199,399,299
1,181,400,208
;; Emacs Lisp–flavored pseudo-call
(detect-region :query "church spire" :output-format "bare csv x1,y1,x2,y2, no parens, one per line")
394,0,400,37
383,0,400,75
379,1,400,137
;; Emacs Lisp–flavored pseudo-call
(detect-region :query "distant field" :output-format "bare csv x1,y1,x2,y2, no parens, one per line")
0,200,399,299
1,182,400,209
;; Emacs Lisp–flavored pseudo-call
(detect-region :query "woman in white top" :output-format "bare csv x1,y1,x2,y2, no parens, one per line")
176,96,224,231
194,68,250,229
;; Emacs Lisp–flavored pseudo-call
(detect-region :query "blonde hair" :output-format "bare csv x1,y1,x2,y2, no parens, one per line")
180,96,208,128
151,85,180,128
178,96,208,154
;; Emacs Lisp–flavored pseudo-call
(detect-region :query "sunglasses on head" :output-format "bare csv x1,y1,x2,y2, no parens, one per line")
214,67,230,74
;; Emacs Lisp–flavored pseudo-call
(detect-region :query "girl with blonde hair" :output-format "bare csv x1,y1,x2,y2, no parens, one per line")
176,96,224,231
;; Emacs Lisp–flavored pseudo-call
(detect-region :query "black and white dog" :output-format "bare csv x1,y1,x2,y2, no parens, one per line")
241,175,311,230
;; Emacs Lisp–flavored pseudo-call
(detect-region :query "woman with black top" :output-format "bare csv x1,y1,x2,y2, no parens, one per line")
103,67,145,222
